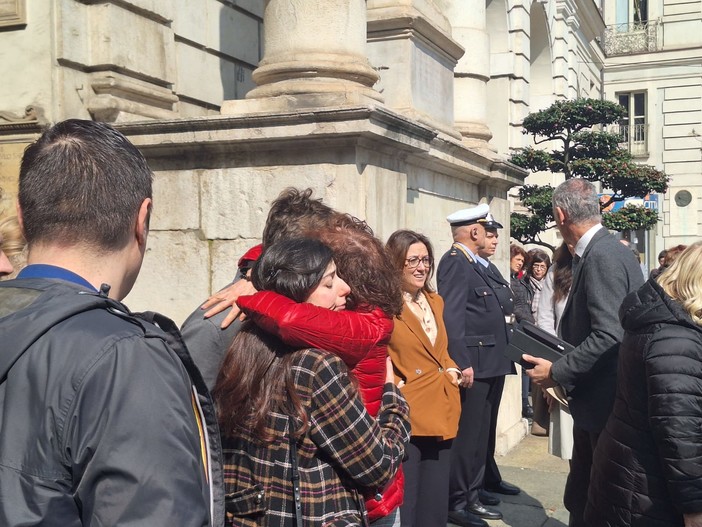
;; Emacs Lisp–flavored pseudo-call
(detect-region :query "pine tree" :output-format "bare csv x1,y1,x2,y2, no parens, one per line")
510,98,669,250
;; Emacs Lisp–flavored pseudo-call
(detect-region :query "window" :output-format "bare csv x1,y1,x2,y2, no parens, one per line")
617,91,647,156
616,0,648,28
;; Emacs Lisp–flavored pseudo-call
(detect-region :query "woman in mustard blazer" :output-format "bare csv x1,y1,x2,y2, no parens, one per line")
386,230,462,527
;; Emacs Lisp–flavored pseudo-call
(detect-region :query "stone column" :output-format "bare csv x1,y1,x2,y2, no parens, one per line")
234,0,382,108
445,0,494,147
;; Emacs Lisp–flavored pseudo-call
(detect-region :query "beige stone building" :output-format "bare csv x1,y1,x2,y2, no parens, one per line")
602,0,702,266
0,0,609,453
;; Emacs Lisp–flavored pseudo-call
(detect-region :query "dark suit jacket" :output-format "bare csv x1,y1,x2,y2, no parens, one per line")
552,227,644,432
387,291,461,440
437,244,513,379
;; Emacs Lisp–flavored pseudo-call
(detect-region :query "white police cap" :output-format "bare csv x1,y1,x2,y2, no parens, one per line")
446,203,490,227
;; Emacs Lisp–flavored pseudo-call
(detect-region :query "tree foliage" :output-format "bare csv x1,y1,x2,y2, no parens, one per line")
509,98,669,250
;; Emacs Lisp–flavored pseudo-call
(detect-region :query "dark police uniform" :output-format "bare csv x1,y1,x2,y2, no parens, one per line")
438,240,514,517
479,259,517,495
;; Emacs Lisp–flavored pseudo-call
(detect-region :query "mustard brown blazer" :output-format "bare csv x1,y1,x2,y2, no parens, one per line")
387,291,461,441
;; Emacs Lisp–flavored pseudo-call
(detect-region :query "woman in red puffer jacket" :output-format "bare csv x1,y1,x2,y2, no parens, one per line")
237,225,406,525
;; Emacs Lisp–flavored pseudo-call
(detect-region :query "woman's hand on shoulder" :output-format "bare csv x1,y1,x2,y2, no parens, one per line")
201,278,257,328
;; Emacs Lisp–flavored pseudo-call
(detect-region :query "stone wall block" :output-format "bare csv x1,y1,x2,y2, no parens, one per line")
210,3,262,65
175,42,223,105
89,3,176,84
152,170,200,231
127,230,210,325
112,0,174,21
58,0,91,67
200,166,335,240
172,0,208,45
211,239,262,292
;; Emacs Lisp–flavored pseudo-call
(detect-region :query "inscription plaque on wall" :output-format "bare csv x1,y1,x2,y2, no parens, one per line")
0,142,28,215
0,0,26,29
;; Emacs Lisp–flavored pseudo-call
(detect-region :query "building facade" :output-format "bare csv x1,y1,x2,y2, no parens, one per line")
602,0,702,265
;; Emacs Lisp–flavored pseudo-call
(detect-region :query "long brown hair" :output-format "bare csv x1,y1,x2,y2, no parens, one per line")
551,243,573,305
214,238,336,442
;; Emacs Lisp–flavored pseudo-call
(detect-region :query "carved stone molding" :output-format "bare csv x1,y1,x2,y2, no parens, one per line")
0,0,26,29
0,105,44,135
87,73,178,123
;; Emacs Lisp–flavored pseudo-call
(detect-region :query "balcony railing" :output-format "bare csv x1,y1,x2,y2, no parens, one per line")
608,123,649,156
603,21,658,56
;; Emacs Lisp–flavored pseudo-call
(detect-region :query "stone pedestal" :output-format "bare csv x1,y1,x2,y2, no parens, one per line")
223,0,382,115
366,0,465,138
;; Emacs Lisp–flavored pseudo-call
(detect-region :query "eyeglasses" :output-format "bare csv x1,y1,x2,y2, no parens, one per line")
532,263,548,270
405,256,433,269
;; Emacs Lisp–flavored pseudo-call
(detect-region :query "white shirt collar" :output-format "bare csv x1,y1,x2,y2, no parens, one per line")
455,242,478,261
574,223,604,257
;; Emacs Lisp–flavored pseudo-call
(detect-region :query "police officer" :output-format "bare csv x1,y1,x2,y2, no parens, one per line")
475,219,520,508
438,204,517,527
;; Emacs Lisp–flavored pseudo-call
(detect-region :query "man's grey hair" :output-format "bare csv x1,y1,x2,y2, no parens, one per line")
552,178,601,225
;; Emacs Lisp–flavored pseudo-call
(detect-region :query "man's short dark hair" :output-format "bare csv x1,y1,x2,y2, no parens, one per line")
19,119,153,250
261,188,336,248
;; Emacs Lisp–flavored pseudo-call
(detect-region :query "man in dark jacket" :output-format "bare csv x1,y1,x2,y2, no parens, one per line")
524,178,643,527
0,120,223,526
439,204,516,527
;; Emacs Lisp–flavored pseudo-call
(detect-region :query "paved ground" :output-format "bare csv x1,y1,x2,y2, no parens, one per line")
449,434,571,527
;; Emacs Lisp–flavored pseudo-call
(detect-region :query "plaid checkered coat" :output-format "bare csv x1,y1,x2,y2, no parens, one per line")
222,349,410,526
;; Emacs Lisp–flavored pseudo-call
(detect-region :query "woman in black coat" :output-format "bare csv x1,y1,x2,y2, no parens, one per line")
586,241,702,527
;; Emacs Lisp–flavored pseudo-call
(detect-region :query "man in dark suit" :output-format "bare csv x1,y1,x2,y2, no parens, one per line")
438,204,517,527
524,178,644,527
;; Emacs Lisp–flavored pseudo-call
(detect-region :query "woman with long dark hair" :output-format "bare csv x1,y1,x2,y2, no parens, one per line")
215,238,410,527
536,242,574,459
385,230,461,527
234,223,406,526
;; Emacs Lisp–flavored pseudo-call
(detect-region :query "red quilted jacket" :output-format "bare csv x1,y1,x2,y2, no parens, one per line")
237,290,405,521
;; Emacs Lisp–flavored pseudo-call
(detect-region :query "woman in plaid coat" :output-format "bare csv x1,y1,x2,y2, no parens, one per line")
214,238,411,527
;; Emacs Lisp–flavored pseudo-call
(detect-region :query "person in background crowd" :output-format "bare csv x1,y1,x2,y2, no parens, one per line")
0,215,26,279
619,239,647,279
586,242,702,527
662,244,687,268
476,222,519,509
536,243,574,460
649,248,668,280
439,204,519,527
0,119,224,526
385,229,461,527
524,178,643,527
510,244,528,281
214,238,410,527
513,249,552,436
510,243,531,418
